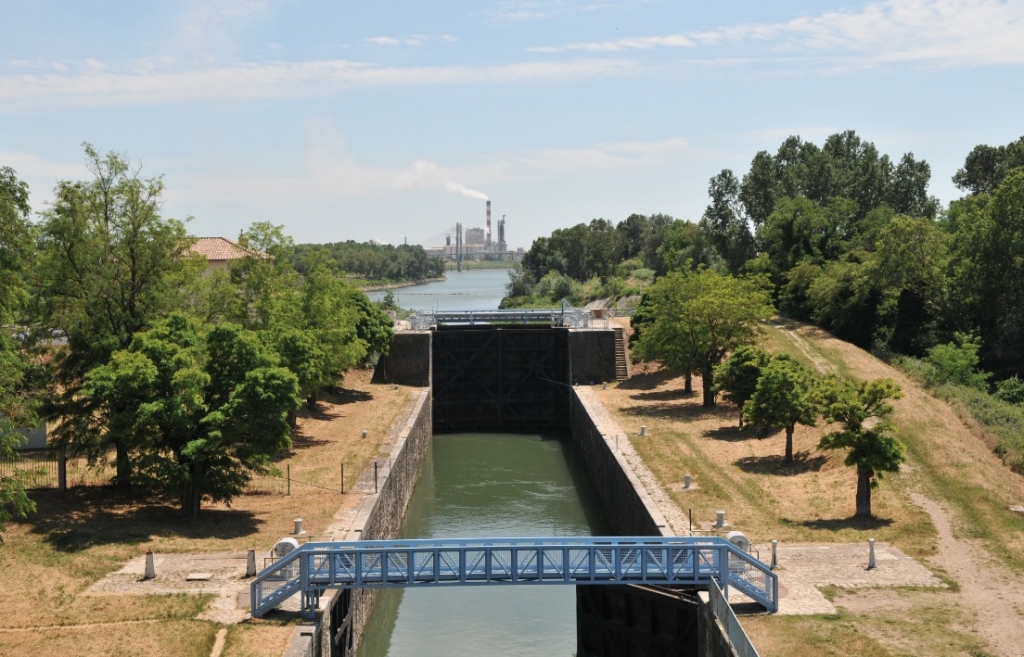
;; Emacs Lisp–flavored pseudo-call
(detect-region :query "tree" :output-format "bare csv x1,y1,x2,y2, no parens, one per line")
817,377,904,519
715,346,771,427
0,166,37,540
925,333,989,390
633,269,775,407
744,357,819,462
953,136,1024,195
35,145,199,486
700,170,755,273
81,315,300,518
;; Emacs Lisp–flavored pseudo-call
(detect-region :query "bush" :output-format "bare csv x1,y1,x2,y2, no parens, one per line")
994,375,1024,405
925,333,990,390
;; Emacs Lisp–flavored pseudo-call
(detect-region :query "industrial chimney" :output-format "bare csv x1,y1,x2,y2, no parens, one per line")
486,200,492,249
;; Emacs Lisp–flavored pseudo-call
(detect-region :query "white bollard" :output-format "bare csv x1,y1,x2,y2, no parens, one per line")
362,430,369,439
639,426,647,437
868,538,876,569
684,474,692,489
715,510,726,528
144,550,156,580
246,548,257,577
771,540,778,570
602,382,607,390
293,518,306,535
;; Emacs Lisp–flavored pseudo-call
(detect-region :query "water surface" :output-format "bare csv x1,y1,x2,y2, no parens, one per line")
358,432,610,657
367,268,509,312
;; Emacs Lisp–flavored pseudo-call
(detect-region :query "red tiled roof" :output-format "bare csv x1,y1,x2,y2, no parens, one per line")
188,237,267,261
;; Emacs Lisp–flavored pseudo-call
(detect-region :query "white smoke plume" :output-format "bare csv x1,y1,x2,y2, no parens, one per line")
444,181,488,201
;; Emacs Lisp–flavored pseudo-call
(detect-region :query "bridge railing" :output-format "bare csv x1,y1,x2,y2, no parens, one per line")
251,536,778,618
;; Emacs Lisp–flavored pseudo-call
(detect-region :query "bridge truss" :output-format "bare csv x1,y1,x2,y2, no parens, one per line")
250,536,778,619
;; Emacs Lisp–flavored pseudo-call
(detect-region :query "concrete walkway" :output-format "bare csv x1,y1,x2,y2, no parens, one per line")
757,542,945,615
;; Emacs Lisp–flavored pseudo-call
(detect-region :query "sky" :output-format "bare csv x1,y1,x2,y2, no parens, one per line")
1,0,1022,249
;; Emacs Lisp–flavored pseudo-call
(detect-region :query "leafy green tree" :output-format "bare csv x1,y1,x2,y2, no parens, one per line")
953,135,1024,195
744,357,819,462
34,145,198,486
715,346,771,427
871,216,949,354
700,170,755,273
0,166,37,540
634,269,775,407
817,377,905,519
82,315,299,518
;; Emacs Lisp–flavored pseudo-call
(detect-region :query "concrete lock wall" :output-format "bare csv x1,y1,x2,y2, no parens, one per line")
283,388,433,657
569,330,618,385
372,332,431,387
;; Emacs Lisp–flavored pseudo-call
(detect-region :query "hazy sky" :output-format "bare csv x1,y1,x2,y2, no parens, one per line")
2,0,1022,248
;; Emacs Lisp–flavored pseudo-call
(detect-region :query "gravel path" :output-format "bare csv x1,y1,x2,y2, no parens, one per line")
911,493,1024,657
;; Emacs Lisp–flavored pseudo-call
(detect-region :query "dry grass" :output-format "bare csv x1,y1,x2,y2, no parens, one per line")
600,317,1024,657
0,369,416,656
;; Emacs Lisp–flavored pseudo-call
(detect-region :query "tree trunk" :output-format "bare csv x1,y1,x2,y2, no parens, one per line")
785,424,794,463
684,372,693,394
855,467,874,519
115,440,131,489
180,483,202,519
738,403,744,428
701,368,716,407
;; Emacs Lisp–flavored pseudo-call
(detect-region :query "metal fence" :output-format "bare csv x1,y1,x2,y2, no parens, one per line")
708,576,761,657
0,449,113,489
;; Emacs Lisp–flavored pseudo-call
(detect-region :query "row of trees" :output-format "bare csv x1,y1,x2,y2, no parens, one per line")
718,346,905,519
293,240,445,283
509,132,1024,377
627,265,903,518
0,145,393,522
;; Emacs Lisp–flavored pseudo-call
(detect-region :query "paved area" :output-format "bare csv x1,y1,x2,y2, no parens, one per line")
87,552,257,624
756,542,946,615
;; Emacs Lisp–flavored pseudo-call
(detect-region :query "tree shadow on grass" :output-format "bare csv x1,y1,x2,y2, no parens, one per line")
734,451,828,475
24,487,262,552
630,388,697,402
702,423,751,442
616,369,679,391
321,388,373,406
787,515,895,532
619,400,736,423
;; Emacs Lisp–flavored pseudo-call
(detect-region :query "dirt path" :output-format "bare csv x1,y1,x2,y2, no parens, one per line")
911,492,1024,657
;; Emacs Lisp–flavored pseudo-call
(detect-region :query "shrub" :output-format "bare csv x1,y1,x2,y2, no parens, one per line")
925,333,990,390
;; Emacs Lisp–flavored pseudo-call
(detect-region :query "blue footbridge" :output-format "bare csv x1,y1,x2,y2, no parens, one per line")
250,536,779,619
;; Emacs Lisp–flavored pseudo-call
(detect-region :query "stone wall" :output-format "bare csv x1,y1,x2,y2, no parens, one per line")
373,331,431,387
568,386,669,537
568,329,618,385
284,388,432,657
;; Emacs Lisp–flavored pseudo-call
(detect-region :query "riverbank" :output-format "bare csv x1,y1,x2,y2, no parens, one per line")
357,277,446,292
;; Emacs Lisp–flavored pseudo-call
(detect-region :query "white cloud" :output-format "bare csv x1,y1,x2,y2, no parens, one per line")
0,58,642,110
176,130,690,209
530,34,694,53
531,0,1024,67
363,36,403,46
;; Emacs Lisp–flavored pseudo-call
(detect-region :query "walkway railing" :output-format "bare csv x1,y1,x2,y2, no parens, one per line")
402,303,611,329
250,536,778,618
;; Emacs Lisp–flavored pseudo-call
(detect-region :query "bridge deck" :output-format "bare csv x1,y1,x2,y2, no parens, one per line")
251,536,778,618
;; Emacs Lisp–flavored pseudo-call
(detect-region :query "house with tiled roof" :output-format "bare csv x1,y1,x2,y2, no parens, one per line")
187,237,268,275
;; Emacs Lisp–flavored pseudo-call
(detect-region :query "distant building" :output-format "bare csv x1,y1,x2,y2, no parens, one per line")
465,227,486,246
187,237,268,275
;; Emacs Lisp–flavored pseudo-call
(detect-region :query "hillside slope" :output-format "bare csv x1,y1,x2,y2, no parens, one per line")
597,317,1024,657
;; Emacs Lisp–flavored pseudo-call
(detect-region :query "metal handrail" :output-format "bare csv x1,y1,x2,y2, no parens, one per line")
250,536,778,618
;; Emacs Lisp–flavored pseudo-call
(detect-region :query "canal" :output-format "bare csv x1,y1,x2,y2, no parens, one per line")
357,432,611,657
366,268,512,312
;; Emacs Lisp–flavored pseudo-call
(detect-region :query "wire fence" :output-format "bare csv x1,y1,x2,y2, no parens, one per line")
0,449,114,490
1,449,390,499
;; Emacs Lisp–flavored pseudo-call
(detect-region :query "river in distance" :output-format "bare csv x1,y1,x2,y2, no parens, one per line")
357,433,611,657
366,267,511,313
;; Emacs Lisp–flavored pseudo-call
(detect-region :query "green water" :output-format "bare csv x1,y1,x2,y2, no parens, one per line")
357,432,610,657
